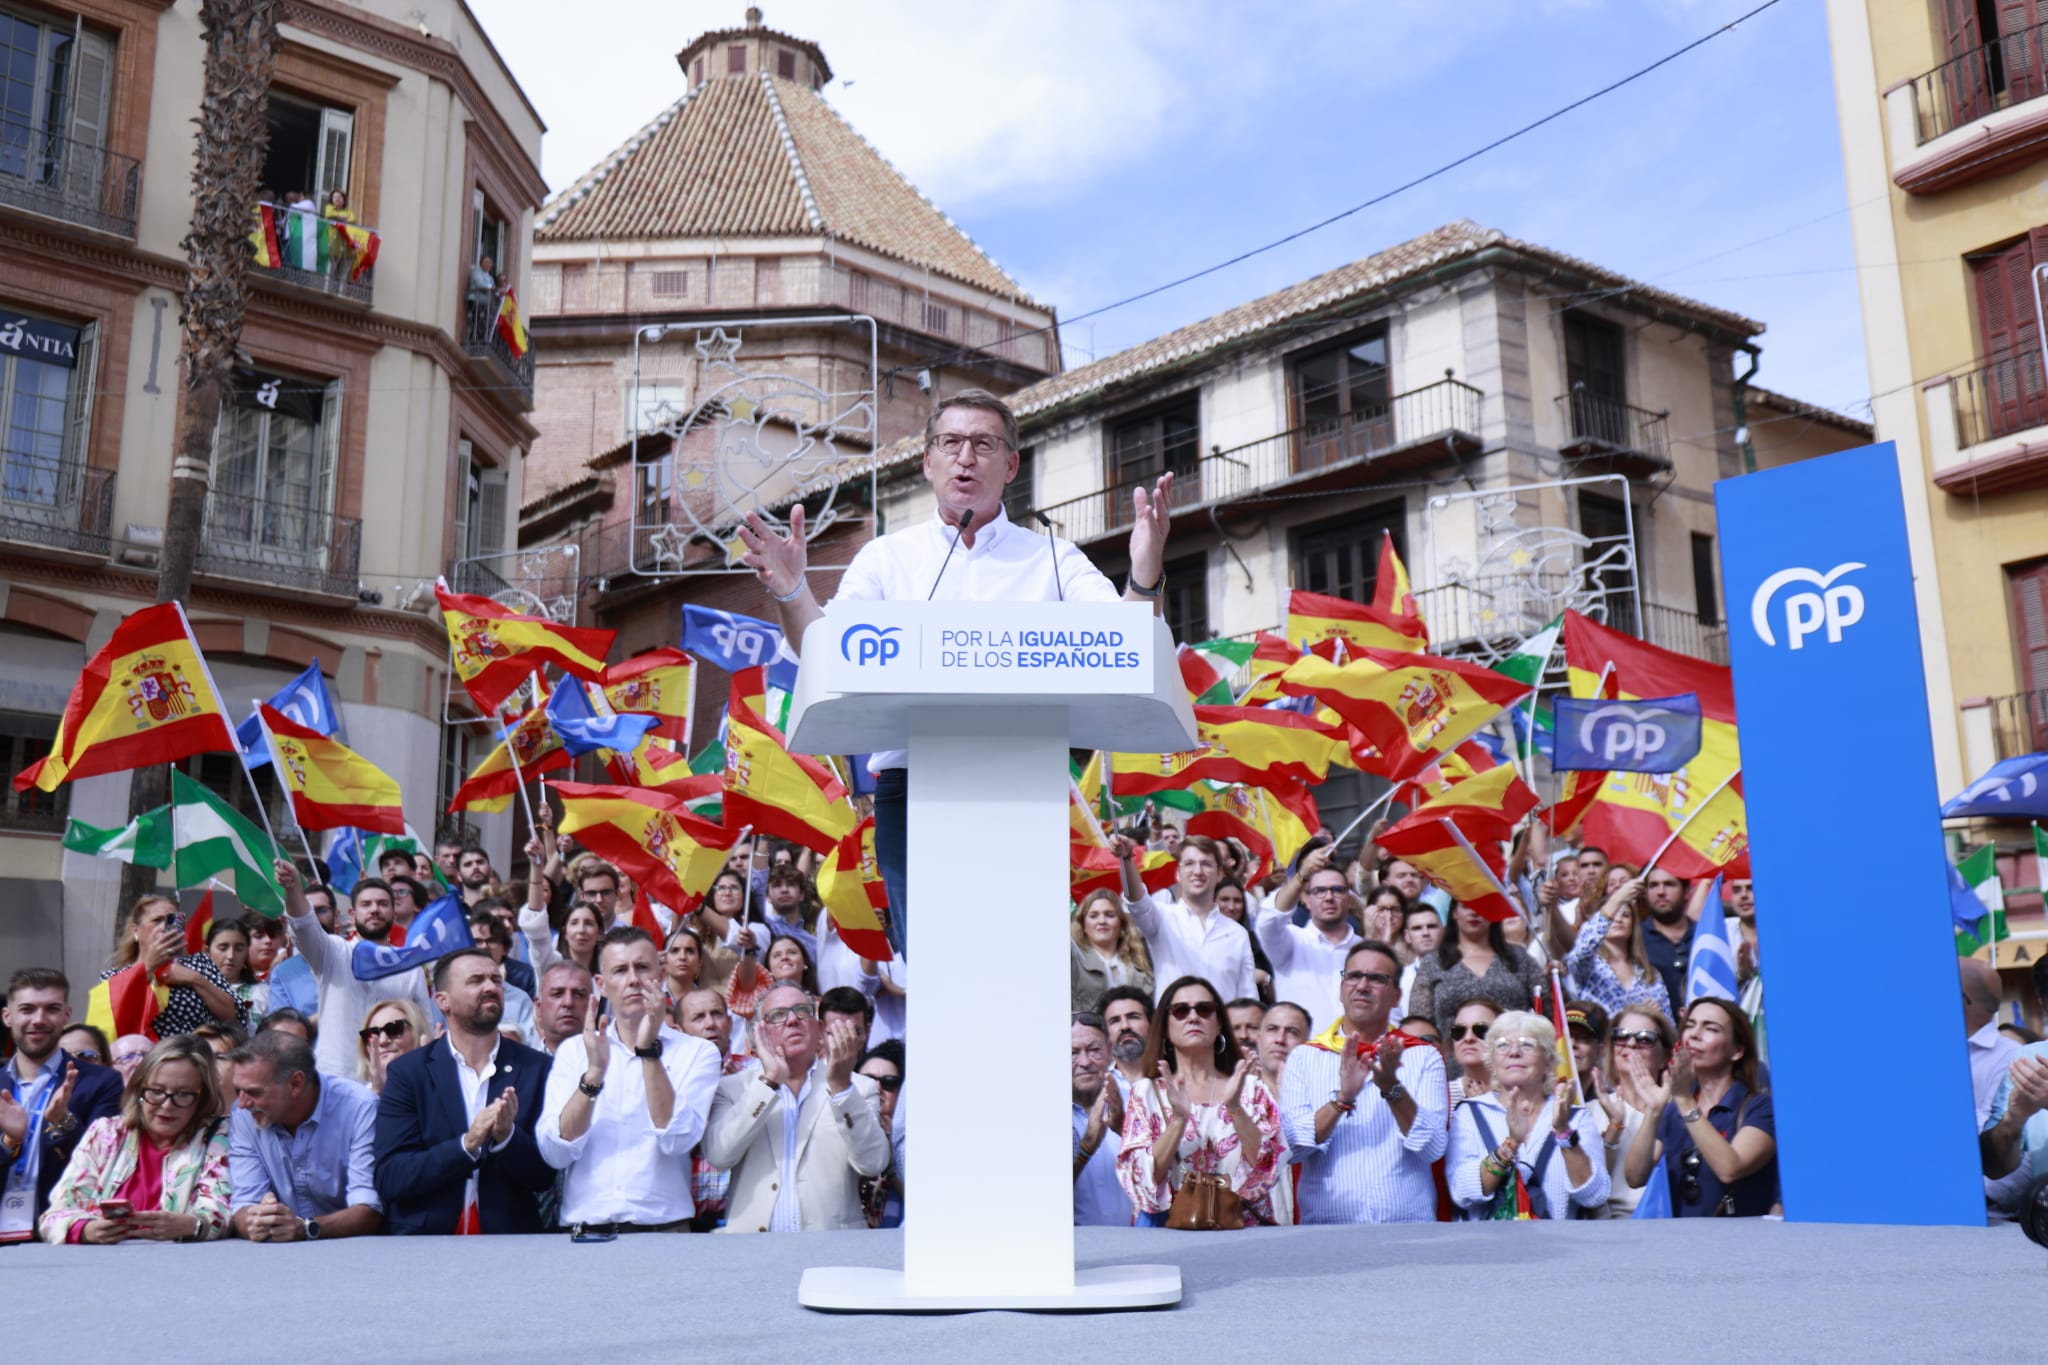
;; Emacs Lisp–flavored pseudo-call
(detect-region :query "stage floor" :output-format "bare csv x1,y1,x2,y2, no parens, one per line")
6,1219,2032,1362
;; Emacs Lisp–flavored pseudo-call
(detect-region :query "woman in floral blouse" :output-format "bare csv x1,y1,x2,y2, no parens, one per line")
1117,975,1284,1225
1563,879,1672,1021
38,1037,232,1243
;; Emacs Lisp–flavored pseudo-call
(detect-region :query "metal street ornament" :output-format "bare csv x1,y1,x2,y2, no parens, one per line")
630,317,879,576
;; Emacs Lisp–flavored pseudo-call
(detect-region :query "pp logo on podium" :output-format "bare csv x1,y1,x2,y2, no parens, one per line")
840,623,903,666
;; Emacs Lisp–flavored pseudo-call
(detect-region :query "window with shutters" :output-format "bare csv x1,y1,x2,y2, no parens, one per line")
0,7,115,216
1968,231,2048,440
727,44,746,74
0,708,64,832
2008,559,2048,754
777,49,796,79
1691,532,1720,627
260,91,353,205
1108,396,1201,490
451,439,510,593
923,300,951,336
205,368,341,588
1290,500,1405,606
1162,551,1210,646
0,306,98,543
1291,328,1391,471
650,269,688,298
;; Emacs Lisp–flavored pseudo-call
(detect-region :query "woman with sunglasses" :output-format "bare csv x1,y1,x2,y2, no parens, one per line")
1622,997,1778,1216
1447,1010,1608,1219
1587,1005,1674,1217
38,1037,231,1243
857,1040,905,1228
1446,997,1505,1108
354,998,430,1094
1116,976,1283,1226
97,895,246,1038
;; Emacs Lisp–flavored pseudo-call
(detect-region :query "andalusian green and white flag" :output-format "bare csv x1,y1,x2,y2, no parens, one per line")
1493,615,1562,761
62,806,172,868
281,209,331,273
1955,842,2008,957
364,826,449,889
171,770,283,916
1180,638,1255,705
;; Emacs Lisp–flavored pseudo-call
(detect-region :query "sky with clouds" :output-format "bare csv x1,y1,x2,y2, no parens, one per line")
485,0,1864,412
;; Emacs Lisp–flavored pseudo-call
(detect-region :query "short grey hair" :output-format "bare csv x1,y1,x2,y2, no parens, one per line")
231,1027,317,1083
1485,1010,1558,1091
924,387,1018,451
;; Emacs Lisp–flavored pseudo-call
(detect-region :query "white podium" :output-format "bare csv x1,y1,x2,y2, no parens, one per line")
785,600,1196,1312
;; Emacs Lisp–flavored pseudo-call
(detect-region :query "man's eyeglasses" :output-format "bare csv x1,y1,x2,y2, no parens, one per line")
1340,970,1396,989
865,1073,903,1093
930,432,1008,458
359,1019,413,1043
1305,885,1349,898
140,1087,202,1109
1167,1000,1218,1021
112,1051,151,1068
761,1004,819,1027
1449,1022,1490,1042
1612,1029,1662,1048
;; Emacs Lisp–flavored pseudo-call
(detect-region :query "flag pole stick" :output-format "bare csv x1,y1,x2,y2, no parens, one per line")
181,603,284,856
1550,960,1585,1107
1333,783,1402,853
252,707,327,883
1640,767,1742,878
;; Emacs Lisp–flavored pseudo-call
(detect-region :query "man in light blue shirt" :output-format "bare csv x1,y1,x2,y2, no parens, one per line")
1071,1013,1135,1226
1982,1040,2048,1215
227,1030,382,1241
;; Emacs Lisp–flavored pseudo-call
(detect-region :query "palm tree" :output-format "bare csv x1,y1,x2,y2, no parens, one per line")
118,0,282,927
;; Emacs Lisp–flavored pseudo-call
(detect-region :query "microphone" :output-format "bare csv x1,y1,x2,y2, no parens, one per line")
1031,510,1064,601
926,507,975,600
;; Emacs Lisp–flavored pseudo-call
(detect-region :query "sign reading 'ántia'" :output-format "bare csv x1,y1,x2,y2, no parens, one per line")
817,602,1156,695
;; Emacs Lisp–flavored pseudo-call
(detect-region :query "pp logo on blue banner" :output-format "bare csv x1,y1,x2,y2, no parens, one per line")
1551,694,1702,774
840,624,903,667
1749,562,1866,650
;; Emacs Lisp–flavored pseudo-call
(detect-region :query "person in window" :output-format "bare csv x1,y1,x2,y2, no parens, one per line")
38,1037,232,1244
1621,997,1778,1217
467,254,500,337
97,896,245,1038
321,189,355,223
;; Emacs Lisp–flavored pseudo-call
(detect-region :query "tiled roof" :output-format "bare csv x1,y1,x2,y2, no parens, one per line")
538,73,1036,305
1744,384,1873,437
873,219,1766,471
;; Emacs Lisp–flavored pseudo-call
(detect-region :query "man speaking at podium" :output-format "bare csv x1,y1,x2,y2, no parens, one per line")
739,388,1172,957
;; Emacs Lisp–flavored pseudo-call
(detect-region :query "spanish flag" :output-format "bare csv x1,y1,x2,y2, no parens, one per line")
602,648,696,744
606,735,702,792
722,692,856,855
495,287,530,359
249,204,285,269
1236,631,1303,705
1185,806,1275,885
1564,611,1748,879
1071,842,1177,902
1374,812,1524,923
1400,739,1501,804
550,781,737,911
1286,588,1429,657
15,603,237,793
1110,705,1351,796
259,704,404,834
434,583,615,714
1396,762,1540,843
1371,531,1419,620
1189,778,1320,871
816,817,893,961
330,222,381,282
87,963,164,1042
1279,650,1530,783
448,697,571,813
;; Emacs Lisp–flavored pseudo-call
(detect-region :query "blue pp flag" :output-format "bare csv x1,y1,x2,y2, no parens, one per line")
546,679,660,757
1940,753,2048,819
1508,702,1554,761
351,891,474,981
324,828,365,895
1685,876,1739,1005
680,604,799,690
1551,693,1702,773
1632,1156,1673,1219
1947,858,1992,932
237,661,342,769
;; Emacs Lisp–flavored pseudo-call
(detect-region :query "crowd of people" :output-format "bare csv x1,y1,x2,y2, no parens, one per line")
5,805,2039,1245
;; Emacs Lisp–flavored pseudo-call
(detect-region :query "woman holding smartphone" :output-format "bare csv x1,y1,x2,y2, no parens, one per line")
38,1037,231,1243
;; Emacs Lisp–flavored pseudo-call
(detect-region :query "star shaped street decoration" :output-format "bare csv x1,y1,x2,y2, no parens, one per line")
643,399,687,434
642,522,693,570
680,466,709,491
694,327,743,369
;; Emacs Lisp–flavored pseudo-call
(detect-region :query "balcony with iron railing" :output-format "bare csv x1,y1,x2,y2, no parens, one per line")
1555,387,1671,476
248,203,377,304
462,296,535,405
1976,688,2048,762
1906,20,2048,145
194,488,361,598
0,120,140,238
0,453,115,557
1039,376,1483,545
1948,351,2048,451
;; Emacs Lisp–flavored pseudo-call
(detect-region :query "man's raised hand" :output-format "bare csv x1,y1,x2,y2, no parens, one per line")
737,505,808,599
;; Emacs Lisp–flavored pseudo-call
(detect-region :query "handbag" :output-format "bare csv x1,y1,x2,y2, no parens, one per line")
1165,1170,1244,1231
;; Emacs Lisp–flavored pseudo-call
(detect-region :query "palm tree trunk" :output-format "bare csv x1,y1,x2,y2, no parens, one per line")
117,0,283,933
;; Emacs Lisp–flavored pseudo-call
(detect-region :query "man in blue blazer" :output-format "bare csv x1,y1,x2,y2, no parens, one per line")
373,948,554,1234
2,968,123,1241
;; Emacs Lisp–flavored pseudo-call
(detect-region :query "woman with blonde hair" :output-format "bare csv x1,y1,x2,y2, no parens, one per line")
1070,888,1154,1012
97,896,244,1037
38,1036,231,1243
1446,1009,1609,1220
1587,1004,1674,1217
354,997,430,1093
1563,878,1672,1019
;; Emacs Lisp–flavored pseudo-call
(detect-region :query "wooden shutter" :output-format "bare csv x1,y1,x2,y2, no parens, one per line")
1942,0,1984,56
64,26,113,210
62,321,97,477
1999,0,2048,102
451,440,473,571
2009,561,2048,751
477,464,508,558
1972,237,2047,437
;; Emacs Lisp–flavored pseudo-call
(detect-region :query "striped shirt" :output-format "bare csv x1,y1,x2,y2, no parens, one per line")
1278,1032,1447,1224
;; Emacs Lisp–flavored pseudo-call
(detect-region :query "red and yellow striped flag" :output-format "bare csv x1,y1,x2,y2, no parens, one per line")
1071,843,1178,902
1372,531,1418,619
816,816,893,961
1286,588,1429,657
1280,649,1530,783
1110,705,1351,796
260,704,404,834
496,288,530,359
15,604,237,793
249,204,285,268
448,698,571,813
87,963,165,1042
602,647,695,744
330,221,380,281
723,679,855,854
550,781,737,912
435,584,614,714
1374,813,1524,923
1397,762,1540,843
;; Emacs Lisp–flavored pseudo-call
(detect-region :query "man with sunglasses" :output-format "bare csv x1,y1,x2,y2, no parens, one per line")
1258,845,1362,1037
538,927,722,1234
738,388,1174,957
703,982,889,1232
1278,940,1449,1224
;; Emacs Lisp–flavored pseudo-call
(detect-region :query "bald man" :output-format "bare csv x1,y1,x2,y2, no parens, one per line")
1961,957,2019,1129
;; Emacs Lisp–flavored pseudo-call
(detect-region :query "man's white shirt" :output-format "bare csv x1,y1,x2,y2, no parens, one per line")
538,1021,721,1226
1254,905,1359,1035
1123,887,1256,1002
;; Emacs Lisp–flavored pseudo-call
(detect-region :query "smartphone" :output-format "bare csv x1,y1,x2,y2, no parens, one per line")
570,1227,617,1244
97,1200,133,1220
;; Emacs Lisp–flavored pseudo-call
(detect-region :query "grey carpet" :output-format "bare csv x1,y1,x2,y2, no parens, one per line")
4,1220,2033,1363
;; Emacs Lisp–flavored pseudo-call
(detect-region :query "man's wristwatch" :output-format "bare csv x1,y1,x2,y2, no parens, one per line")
633,1043,663,1060
1127,570,1163,598
1680,1106,1703,1124
302,1218,321,1241
1379,1080,1407,1103
577,1076,604,1099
